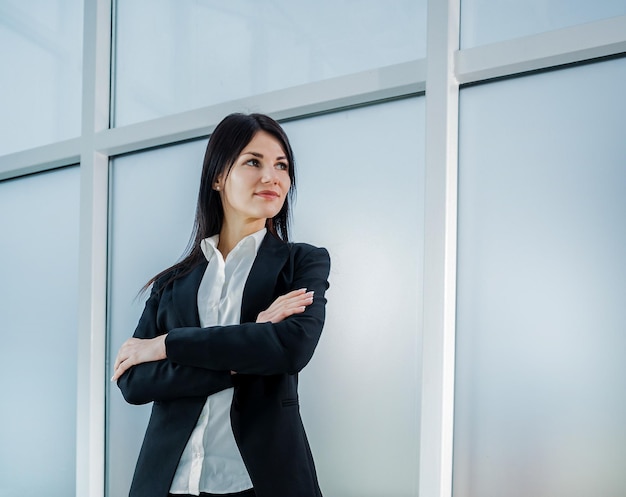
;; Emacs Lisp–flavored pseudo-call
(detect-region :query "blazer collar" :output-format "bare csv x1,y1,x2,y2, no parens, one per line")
171,260,207,327
171,233,290,326
241,233,290,323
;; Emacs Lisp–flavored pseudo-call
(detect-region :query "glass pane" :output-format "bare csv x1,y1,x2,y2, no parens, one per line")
107,98,424,496
0,0,83,155
112,0,426,126
284,98,424,496
454,58,626,497
461,0,626,48
0,166,80,495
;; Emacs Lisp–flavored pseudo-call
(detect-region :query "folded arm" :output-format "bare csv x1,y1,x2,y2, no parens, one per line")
166,246,330,375
115,278,232,405
114,245,330,398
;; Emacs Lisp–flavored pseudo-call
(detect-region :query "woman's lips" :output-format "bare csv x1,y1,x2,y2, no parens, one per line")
255,191,279,199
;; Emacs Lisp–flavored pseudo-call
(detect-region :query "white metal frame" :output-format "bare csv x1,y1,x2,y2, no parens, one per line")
76,2,111,496
1,1,625,495
420,2,460,497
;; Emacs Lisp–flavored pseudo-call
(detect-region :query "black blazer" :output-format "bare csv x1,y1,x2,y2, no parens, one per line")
117,233,330,497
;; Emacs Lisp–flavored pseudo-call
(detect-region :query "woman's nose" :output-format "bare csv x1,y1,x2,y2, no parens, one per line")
261,165,278,183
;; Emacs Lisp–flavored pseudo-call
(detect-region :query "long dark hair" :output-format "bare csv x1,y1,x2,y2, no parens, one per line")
144,113,296,291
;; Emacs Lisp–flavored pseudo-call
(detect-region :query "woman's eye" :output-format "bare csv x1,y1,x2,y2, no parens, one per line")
276,162,289,171
245,159,260,167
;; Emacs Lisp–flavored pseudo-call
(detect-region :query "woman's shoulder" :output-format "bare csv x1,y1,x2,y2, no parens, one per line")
287,241,329,258
150,256,206,294
285,242,331,276
263,234,330,276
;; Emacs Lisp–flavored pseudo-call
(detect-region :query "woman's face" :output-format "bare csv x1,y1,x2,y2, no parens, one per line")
216,130,291,231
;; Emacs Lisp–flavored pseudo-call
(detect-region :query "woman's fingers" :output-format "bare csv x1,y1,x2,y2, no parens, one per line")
114,338,136,371
271,289,312,309
111,335,167,382
112,339,137,381
256,288,314,323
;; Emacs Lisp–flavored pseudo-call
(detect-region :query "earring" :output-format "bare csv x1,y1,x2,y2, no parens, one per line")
215,186,220,191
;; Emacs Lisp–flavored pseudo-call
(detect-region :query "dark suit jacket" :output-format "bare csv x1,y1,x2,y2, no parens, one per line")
117,233,330,497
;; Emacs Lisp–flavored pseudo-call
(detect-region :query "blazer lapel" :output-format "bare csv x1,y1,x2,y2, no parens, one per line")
171,261,208,327
240,234,290,324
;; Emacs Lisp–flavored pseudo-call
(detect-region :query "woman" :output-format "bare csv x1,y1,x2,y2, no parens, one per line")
112,113,330,497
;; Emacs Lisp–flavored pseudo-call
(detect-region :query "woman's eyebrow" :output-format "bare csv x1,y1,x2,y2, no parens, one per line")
241,151,288,161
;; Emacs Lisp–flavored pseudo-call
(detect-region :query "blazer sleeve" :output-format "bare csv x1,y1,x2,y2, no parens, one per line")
117,277,233,405
165,245,330,376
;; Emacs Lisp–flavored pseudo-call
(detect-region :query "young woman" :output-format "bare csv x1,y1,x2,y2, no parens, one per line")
112,113,330,497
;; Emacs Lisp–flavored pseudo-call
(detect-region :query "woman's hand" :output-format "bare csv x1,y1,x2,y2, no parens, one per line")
256,288,314,324
227,289,314,375
111,335,167,382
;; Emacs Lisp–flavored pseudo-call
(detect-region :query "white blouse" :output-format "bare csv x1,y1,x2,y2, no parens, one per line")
169,228,266,495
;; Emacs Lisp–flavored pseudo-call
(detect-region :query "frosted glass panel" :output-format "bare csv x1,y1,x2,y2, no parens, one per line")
112,0,426,126
454,59,626,497
107,98,424,496
284,98,425,496
0,0,83,154
107,141,206,496
461,0,626,48
0,166,79,495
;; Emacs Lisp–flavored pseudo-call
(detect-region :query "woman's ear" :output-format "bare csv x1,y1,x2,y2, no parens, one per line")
213,175,222,191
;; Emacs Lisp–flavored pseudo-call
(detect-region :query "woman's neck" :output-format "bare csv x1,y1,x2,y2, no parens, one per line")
217,220,265,259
